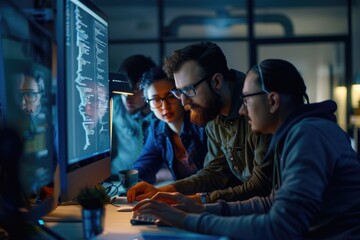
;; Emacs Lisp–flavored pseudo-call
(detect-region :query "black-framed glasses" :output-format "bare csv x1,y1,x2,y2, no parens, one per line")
241,91,267,106
170,75,209,99
19,91,42,103
146,93,178,108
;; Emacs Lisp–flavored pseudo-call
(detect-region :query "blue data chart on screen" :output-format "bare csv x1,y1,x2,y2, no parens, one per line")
65,0,110,165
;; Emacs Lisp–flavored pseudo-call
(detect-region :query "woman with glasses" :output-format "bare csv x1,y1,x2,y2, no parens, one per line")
132,66,208,183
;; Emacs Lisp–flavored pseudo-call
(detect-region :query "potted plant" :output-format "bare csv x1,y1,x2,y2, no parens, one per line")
76,184,110,239
77,184,110,209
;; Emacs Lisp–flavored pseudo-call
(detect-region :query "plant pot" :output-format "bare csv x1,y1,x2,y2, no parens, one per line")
82,208,105,239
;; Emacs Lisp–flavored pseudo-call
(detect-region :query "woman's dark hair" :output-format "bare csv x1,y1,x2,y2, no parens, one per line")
139,66,171,98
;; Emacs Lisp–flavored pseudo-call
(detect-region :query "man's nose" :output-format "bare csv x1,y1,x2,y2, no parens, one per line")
239,104,247,116
180,94,190,107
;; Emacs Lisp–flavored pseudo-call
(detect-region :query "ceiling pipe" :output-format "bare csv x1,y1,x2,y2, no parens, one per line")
165,13,294,37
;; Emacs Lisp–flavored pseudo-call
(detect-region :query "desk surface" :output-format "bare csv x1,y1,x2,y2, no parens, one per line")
44,203,220,240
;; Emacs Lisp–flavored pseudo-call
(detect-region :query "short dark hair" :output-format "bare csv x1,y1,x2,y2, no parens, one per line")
163,41,230,80
140,66,171,99
250,59,309,106
118,55,156,87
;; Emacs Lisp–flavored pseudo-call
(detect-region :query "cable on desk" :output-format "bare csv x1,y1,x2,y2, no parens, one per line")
102,181,124,198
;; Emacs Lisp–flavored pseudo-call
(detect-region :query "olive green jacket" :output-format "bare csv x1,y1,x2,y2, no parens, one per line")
172,69,273,202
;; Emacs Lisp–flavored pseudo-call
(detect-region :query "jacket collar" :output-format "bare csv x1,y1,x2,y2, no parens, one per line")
219,69,246,121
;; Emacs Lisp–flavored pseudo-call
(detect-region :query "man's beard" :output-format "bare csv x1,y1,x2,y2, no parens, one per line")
188,98,222,126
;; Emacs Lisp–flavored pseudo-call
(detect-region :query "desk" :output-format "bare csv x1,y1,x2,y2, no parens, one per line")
44,203,221,239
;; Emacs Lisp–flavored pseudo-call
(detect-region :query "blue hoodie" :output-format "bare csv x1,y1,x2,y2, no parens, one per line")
184,100,360,239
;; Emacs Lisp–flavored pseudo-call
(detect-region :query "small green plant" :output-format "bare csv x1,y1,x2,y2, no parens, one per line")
76,184,110,209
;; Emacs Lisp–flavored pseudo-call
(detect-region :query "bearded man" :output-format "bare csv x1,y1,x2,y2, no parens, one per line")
127,42,273,204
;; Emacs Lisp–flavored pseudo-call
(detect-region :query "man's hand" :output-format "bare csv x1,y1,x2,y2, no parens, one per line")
133,198,188,228
133,192,205,228
127,181,178,203
151,192,205,214
127,181,160,203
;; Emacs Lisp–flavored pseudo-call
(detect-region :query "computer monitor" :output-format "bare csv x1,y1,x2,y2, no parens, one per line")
0,0,57,221
56,0,111,202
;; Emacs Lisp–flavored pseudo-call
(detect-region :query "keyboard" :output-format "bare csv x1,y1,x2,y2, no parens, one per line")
130,212,157,225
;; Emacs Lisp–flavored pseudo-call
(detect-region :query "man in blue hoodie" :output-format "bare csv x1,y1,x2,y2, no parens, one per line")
133,59,360,239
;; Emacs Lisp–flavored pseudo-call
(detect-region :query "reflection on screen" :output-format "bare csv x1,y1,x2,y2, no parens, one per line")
65,0,110,165
0,0,54,202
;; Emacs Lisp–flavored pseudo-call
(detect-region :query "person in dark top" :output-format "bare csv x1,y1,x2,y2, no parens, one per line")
111,55,156,179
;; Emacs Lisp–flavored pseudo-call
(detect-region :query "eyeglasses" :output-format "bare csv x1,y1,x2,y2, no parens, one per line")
146,93,178,108
19,91,42,103
241,91,267,106
170,75,209,99
241,64,270,107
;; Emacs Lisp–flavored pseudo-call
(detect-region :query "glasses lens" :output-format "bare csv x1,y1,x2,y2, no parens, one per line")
181,87,196,98
148,94,179,108
20,92,38,103
170,89,182,99
165,94,178,104
148,98,161,108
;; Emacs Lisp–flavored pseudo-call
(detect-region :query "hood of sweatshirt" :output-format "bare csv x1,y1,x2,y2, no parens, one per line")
267,99,338,155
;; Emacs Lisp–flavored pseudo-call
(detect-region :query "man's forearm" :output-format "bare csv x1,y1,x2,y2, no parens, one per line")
158,184,177,192
207,165,272,202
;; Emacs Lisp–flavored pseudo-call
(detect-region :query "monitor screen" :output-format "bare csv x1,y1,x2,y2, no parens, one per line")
0,0,57,220
56,0,111,202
